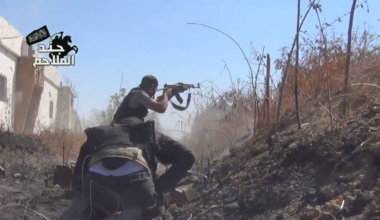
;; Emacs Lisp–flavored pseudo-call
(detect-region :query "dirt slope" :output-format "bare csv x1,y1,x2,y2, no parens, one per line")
0,131,71,220
1,106,380,220
173,107,380,220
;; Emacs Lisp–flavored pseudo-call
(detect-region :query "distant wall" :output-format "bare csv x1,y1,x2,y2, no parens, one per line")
33,57,61,132
56,86,81,132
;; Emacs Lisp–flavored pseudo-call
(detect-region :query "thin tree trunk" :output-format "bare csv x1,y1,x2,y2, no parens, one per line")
274,0,316,131
266,54,271,127
342,0,357,116
295,0,302,129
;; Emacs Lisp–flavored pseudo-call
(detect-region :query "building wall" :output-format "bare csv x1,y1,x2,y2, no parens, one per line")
74,115,82,132
56,87,70,130
56,86,81,132
14,57,43,134
0,46,16,130
69,109,82,132
69,108,76,131
33,55,60,132
0,16,23,131
33,76,59,132
0,17,23,55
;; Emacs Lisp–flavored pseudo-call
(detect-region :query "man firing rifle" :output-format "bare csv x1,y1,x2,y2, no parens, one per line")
67,75,195,219
111,75,196,195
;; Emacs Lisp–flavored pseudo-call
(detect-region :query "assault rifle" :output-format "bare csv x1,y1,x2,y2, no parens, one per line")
157,82,200,111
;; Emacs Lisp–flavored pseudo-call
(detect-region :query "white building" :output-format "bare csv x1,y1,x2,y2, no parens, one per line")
0,16,81,134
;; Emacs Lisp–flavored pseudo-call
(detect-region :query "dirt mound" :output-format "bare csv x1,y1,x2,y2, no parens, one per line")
173,108,380,220
0,131,70,219
1,106,380,220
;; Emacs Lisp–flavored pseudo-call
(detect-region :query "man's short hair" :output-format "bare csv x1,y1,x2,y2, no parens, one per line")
140,75,158,88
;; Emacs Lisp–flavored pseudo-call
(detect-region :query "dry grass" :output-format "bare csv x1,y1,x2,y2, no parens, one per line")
177,2,380,167
35,129,86,164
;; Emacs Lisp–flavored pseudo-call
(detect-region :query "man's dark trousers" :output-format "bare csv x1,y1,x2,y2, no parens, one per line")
81,170,169,219
153,131,195,193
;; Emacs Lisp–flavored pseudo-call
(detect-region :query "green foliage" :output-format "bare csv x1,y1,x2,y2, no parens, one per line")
88,88,126,126
87,88,162,130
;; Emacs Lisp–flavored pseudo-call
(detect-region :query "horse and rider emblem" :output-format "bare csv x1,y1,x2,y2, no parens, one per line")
48,31,79,60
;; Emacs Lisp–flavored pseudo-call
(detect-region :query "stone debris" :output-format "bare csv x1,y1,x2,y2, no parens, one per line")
0,165,5,176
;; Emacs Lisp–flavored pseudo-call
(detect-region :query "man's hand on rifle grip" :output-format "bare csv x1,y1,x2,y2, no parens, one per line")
163,88,173,97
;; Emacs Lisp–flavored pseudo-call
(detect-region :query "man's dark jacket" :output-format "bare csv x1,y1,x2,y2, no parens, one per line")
72,88,195,194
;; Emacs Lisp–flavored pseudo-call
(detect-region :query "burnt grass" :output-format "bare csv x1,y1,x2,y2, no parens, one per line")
173,110,380,220
1,109,380,220
0,131,71,219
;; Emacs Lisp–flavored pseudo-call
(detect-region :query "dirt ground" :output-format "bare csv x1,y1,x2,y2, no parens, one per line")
0,131,72,220
1,105,380,220
172,106,380,220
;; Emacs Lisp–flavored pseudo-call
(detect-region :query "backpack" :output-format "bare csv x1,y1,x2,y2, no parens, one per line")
84,120,159,174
